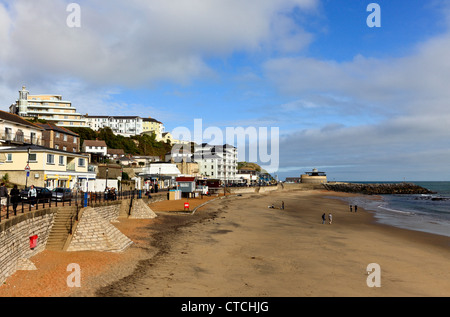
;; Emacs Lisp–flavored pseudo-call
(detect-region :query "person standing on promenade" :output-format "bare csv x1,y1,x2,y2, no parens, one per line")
322,213,326,224
0,183,9,212
10,185,20,214
328,213,333,224
28,185,37,207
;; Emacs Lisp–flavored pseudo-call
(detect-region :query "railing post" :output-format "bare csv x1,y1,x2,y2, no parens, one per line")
6,196,9,220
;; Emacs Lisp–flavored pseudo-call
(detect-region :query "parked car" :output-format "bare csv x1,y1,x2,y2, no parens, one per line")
52,187,73,202
20,187,53,203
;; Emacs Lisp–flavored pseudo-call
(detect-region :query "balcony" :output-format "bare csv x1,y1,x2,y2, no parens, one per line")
1,133,41,145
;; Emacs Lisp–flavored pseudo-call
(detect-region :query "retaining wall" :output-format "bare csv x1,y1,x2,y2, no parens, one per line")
0,209,56,285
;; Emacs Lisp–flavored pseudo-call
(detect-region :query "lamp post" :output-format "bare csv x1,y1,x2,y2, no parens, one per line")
25,147,30,188
105,166,109,190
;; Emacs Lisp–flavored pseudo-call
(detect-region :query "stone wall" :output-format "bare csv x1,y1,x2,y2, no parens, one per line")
66,207,133,252
0,209,56,285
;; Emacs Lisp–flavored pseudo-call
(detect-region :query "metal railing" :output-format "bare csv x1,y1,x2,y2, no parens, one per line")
0,189,145,223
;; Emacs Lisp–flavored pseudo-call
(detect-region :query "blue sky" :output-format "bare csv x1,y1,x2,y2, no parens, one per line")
1,0,450,181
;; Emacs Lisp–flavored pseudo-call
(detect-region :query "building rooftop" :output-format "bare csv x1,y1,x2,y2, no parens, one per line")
0,110,44,130
35,123,79,137
84,140,107,147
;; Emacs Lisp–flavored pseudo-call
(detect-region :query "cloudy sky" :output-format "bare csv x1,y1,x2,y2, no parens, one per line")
1,0,450,181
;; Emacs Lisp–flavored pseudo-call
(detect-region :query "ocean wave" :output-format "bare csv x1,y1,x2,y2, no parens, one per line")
376,205,415,215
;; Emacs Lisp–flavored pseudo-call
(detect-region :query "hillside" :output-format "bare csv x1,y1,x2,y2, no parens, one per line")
237,162,262,172
67,127,172,158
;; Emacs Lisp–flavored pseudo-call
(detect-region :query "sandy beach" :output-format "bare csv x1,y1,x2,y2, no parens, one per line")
0,187,449,297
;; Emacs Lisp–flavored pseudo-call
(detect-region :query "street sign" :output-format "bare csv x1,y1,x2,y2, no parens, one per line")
26,171,30,178
25,164,30,171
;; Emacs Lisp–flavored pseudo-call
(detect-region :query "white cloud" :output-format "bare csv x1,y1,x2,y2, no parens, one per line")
0,0,318,88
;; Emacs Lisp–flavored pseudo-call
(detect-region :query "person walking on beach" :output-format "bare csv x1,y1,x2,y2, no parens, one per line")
349,205,353,212
28,185,37,207
0,183,8,212
10,185,20,215
322,213,326,224
328,213,333,224
281,201,285,210
354,205,358,213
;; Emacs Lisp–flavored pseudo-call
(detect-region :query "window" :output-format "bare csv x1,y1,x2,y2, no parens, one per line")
63,146,67,151
6,153,12,162
47,154,55,164
55,132,60,138
55,145,59,150
78,158,85,167
73,137,77,144
59,156,64,165
63,134,67,141
28,153,37,162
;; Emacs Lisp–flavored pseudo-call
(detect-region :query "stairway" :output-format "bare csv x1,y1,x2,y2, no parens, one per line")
46,206,79,251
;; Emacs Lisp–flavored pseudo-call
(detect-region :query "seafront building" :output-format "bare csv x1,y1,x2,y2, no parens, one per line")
9,86,89,128
194,143,238,183
0,144,95,190
300,168,327,184
142,117,165,139
0,110,43,146
35,123,80,153
85,115,143,137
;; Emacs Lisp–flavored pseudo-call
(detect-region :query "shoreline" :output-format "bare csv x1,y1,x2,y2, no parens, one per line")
0,188,448,297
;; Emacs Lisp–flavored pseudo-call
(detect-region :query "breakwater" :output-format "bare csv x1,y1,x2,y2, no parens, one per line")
323,182,434,195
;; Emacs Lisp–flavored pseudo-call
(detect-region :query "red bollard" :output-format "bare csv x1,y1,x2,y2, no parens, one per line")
29,235,38,249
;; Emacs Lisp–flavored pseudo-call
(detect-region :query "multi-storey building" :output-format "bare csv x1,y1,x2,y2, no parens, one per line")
0,144,94,190
194,143,238,183
85,115,143,137
142,117,164,139
9,86,89,128
0,110,43,147
35,123,80,153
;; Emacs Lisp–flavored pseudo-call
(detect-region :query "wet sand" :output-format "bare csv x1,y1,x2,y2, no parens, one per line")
1,188,449,297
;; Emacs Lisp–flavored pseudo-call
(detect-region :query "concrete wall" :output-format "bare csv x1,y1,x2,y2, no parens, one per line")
0,209,56,285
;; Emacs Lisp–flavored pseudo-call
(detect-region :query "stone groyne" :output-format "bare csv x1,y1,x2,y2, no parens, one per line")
323,182,434,195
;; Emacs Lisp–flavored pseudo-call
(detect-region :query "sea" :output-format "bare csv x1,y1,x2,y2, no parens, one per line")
330,181,450,238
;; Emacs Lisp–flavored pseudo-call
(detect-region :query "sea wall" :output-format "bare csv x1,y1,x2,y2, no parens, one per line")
0,209,56,285
323,182,433,195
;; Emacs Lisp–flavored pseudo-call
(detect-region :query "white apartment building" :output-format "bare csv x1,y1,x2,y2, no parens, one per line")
9,86,89,128
85,115,143,137
194,143,238,183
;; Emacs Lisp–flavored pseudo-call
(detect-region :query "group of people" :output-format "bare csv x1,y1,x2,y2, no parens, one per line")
322,212,332,224
321,203,358,224
0,183,38,213
104,187,117,200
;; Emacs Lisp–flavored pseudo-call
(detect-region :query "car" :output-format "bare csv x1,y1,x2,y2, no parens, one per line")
51,187,73,202
20,187,53,203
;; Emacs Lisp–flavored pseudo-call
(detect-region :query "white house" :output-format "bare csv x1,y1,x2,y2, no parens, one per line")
82,140,108,157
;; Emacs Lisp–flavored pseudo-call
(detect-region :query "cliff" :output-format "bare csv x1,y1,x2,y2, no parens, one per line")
323,182,434,195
